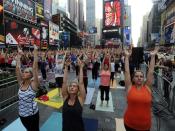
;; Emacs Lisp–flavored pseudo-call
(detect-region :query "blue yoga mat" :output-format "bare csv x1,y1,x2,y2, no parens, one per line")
41,112,98,131
40,112,62,131
88,78,100,88
83,118,98,131
3,112,98,131
2,118,26,131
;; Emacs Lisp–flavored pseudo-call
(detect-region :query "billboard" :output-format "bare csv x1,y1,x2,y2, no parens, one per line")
165,23,175,44
0,0,4,44
104,0,121,27
61,32,70,48
124,5,131,27
89,27,97,34
49,21,59,45
44,0,52,20
4,0,36,23
41,21,49,49
36,3,44,18
124,28,131,45
5,19,40,46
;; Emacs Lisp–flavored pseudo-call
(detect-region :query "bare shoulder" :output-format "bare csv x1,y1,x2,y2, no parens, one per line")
78,96,84,107
31,80,38,92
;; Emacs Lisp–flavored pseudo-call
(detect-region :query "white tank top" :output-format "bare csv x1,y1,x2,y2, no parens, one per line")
18,84,38,117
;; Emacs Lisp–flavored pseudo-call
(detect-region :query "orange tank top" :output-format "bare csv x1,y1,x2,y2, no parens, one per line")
124,85,152,130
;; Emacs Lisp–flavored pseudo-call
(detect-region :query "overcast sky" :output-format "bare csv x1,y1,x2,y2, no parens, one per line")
128,0,153,46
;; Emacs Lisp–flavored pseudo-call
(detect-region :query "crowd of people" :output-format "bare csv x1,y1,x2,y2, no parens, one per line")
0,45,174,131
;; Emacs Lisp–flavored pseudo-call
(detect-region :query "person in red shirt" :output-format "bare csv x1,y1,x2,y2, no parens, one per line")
99,52,111,106
123,46,159,131
0,53,5,69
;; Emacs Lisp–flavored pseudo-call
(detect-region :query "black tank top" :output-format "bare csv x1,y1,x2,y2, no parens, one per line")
62,96,85,131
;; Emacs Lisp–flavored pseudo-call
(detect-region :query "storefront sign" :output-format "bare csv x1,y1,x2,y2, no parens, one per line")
5,19,40,46
4,0,36,23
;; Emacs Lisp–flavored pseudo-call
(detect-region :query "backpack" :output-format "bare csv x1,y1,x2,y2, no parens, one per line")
36,86,48,98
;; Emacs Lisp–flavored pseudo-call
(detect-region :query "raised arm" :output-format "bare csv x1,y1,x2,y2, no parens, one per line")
31,45,39,91
124,48,132,90
145,46,159,87
78,58,86,105
16,48,22,85
62,59,71,101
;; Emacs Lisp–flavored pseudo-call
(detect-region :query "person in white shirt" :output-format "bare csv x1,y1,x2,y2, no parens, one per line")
55,50,66,97
110,57,115,87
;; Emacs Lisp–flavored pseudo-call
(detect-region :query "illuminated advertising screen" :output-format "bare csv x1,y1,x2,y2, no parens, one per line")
41,21,49,49
49,21,59,45
104,0,121,27
0,0,4,44
124,28,131,45
4,0,36,23
5,19,40,46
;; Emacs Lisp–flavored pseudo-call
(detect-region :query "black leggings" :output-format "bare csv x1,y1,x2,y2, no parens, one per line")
20,111,39,131
92,70,98,80
100,86,110,101
124,124,150,131
83,77,88,93
110,72,115,83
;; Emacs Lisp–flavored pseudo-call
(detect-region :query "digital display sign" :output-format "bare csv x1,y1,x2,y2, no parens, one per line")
5,19,40,46
104,0,121,27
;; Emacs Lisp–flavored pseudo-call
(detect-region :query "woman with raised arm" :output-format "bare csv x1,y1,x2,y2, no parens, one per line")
123,46,159,131
62,58,86,131
16,45,40,131
99,51,111,106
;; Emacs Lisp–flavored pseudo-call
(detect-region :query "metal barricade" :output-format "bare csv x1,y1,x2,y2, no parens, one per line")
0,80,18,111
140,63,175,131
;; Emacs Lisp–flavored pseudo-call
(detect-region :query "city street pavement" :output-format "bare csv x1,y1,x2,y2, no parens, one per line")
1,70,175,131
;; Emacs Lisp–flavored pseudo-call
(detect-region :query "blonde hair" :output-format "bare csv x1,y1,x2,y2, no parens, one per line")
24,67,33,78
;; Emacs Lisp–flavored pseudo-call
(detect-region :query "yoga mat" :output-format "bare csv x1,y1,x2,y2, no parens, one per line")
95,91,114,112
115,118,126,131
110,79,117,89
85,88,95,104
83,118,98,131
88,78,100,88
40,112,62,131
2,118,26,131
116,84,125,89
35,88,63,109
41,112,98,131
